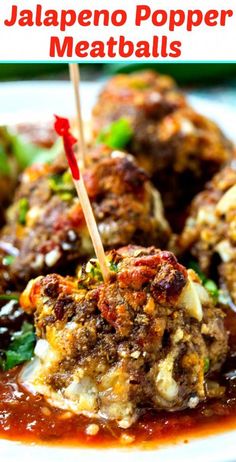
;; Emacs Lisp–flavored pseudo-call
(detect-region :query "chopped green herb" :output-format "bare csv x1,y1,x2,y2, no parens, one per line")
204,357,210,373
49,174,65,192
109,261,118,273
3,322,35,371
189,261,219,302
49,174,62,192
77,259,105,289
204,280,219,301
62,171,73,183
86,260,103,281
18,198,29,225
0,293,19,301
59,192,74,201
0,146,11,176
49,172,74,201
97,118,133,150
2,255,15,266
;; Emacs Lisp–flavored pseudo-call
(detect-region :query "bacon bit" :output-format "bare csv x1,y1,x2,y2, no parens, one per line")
52,214,72,232
118,267,156,290
83,170,100,198
54,115,80,180
151,265,187,305
54,299,65,321
134,251,187,275
134,253,162,268
98,300,117,327
68,202,86,228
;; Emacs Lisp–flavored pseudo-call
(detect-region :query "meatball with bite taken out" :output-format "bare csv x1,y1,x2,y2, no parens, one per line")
20,245,228,429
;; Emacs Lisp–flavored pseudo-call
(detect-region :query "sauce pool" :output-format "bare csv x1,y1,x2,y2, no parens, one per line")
0,311,236,448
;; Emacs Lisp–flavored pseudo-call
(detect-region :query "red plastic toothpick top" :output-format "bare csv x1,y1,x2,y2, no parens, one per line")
54,115,80,180
54,112,110,283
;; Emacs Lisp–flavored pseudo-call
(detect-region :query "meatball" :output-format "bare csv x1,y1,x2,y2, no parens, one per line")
20,246,228,429
92,71,233,224
177,165,236,306
0,150,170,292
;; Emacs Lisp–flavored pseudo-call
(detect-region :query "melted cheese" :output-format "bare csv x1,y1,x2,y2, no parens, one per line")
177,273,203,321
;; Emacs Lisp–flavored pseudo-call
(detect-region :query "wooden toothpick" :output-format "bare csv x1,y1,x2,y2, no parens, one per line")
74,176,110,283
69,63,86,169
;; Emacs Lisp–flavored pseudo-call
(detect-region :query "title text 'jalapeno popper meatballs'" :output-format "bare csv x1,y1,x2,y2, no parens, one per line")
20,246,228,429
92,71,233,225
0,148,170,293
177,165,236,308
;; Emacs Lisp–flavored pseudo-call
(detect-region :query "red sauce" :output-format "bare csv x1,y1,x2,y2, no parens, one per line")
0,311,236,448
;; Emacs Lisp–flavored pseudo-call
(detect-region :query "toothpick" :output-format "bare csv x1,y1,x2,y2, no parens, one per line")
69,63,86,169
54,114,110,283
74,177,110,283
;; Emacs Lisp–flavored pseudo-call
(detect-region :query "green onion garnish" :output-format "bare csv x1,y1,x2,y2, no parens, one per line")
97,118,133,150
18,198,29,225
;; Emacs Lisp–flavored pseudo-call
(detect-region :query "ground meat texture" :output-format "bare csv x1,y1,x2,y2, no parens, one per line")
0,150,170,292
177,165,236,307
92,72,233,227
92,71,187,139
20,246,228,429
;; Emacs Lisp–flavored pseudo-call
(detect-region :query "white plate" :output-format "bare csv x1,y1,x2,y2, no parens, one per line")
0,430,236,462
0,80,236,462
